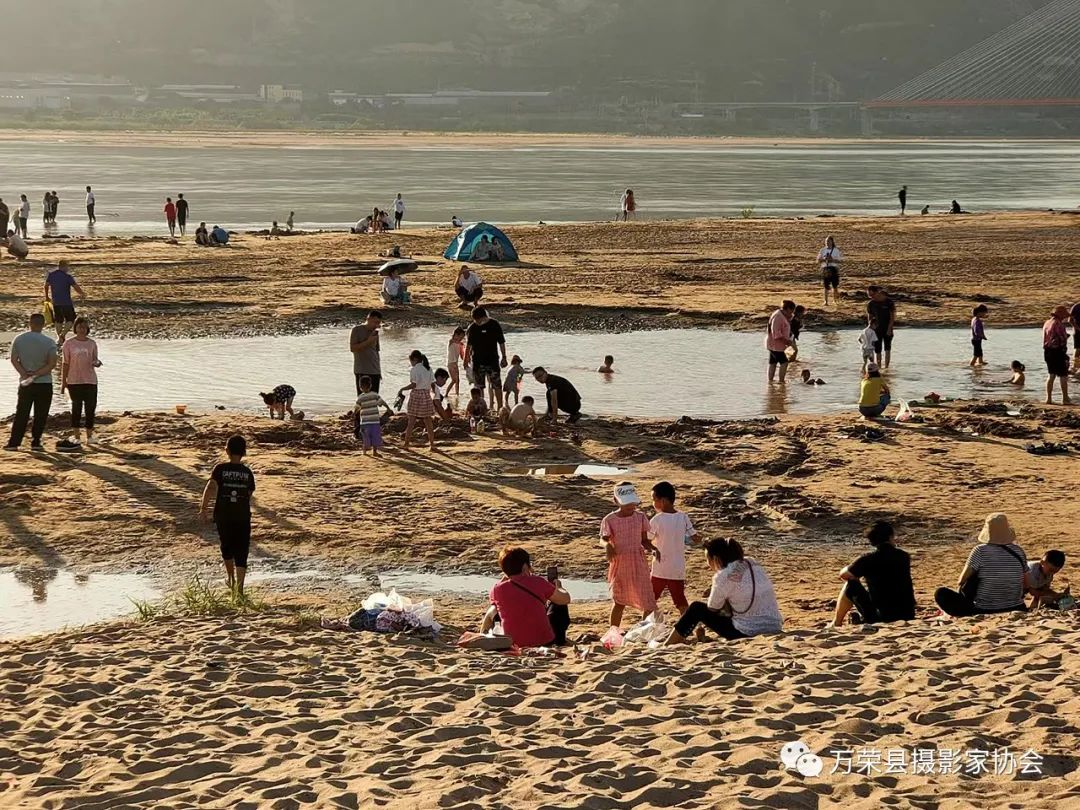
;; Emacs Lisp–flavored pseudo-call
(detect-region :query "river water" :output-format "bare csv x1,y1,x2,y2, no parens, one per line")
2,140,1080,233
0,327,1047,421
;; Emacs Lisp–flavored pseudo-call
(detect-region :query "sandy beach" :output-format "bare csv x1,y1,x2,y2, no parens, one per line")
1,214,1079,807
1,212,1078,339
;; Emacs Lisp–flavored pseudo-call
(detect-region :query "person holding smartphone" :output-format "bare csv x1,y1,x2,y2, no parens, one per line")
481,546,572,648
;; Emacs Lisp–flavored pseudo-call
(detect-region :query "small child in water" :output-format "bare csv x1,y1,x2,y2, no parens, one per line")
260,384,297,420
1009,360,1026,386
598,355,615,374
502,355,525,406
800,369,826,385
970,305,988,368
859,320,877,371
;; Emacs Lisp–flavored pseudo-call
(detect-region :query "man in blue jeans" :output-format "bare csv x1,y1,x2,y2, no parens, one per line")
5,313,58,452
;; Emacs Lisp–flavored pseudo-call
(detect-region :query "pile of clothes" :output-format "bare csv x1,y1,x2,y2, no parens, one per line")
321,589,441,637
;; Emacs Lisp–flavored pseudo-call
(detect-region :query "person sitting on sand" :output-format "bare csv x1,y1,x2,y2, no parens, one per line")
499,396,537,437
269,221,283,238
381,268,410,306
858,363,890,418
1025,550,1068,609
5,229,28,260
351,216,371,235
480,545,572,648
921,205,930,215
602,483,660,630
466,386,489,423
832,521,916,627
379,210,393,232
951,200,964,214
199,434,256,597
210,225,229,245
451,214,463,228
432,368,454,423
455,265,483,308
598,355,615,374
195,222,211,246
259,384,297,420
934,513,1028,617
664,537,783,645
471,235,493,262
532,366,582,425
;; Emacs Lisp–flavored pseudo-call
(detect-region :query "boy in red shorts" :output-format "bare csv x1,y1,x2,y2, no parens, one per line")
648,481,699,616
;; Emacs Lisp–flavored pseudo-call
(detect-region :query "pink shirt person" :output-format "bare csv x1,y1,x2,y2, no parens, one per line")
765,308,792,352
62,337,99,385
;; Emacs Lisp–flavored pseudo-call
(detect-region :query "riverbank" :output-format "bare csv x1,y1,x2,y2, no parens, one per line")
0,403,1078,807
0,212,1077,338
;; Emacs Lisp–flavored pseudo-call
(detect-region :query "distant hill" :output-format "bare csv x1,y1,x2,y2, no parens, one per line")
4,0,1056,101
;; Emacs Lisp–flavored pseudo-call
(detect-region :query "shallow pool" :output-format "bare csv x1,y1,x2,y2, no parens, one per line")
0,327,1050,421
0,567,161,640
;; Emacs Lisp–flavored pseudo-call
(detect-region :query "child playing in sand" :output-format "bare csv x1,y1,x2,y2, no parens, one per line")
499,396,537,437
598,355,615,374
466,386,489,430
446,327,466,397
260,384,296,420
433,368,454,423
1009,361,1026,386
601,482,660,629
859,320,877,371
788,305,806,361
355,376,392,456
1026,550,1068,609
648,481,697,616
502,355,525,406
199,434,255,597
971,305,989,367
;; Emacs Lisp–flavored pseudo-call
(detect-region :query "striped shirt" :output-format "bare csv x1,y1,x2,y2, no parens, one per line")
355,392,388,425
965,543,1027,610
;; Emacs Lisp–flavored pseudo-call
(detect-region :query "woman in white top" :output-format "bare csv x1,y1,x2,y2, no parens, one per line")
665,538,783,644
397,350,436,451
380,269,409,306
818,236,842,306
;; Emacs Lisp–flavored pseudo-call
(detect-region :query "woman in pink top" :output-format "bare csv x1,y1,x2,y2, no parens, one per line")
601,482,660,628
164,197,177,238
60,317,100,448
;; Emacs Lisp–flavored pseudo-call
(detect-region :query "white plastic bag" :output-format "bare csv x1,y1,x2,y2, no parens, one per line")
601,626,625,650
624,610,670,644
362,589,442,634
895,400,913,423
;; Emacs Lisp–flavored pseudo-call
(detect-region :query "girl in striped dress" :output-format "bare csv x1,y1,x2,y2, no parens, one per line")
398,350,436,451
601,482,660,628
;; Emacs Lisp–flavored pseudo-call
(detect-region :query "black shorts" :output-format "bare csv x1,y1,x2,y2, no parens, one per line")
217,520,251,568
972,338,984,359
1045,346,1069,377
872,332,894,353
394,211,403,222
768,350,789,365
53,304,77,324
474,364,502,387
822,266,840,289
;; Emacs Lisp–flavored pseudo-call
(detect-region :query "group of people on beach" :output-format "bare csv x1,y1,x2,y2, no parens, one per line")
475,486,1069,650
352,195,406,234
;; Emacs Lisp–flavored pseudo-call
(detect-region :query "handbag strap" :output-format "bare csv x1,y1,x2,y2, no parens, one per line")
728,561,757,615
995,544,1027,573
510,579,547,606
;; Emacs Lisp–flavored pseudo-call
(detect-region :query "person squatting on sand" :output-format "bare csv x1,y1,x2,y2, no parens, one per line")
664,537,783,645
858,363,891,418
199,435,256,597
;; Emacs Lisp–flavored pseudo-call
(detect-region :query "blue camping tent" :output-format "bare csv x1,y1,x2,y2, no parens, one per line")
443,222,519,262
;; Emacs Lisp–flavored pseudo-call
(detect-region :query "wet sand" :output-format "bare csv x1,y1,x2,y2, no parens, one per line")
1,211,1080,806
0,212,1078,338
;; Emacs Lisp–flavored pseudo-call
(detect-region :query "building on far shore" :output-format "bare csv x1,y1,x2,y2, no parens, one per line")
328,88,554,111
261,84,304,104
0,73,141,110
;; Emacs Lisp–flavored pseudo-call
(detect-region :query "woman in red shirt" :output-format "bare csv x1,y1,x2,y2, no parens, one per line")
484,546,572,648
